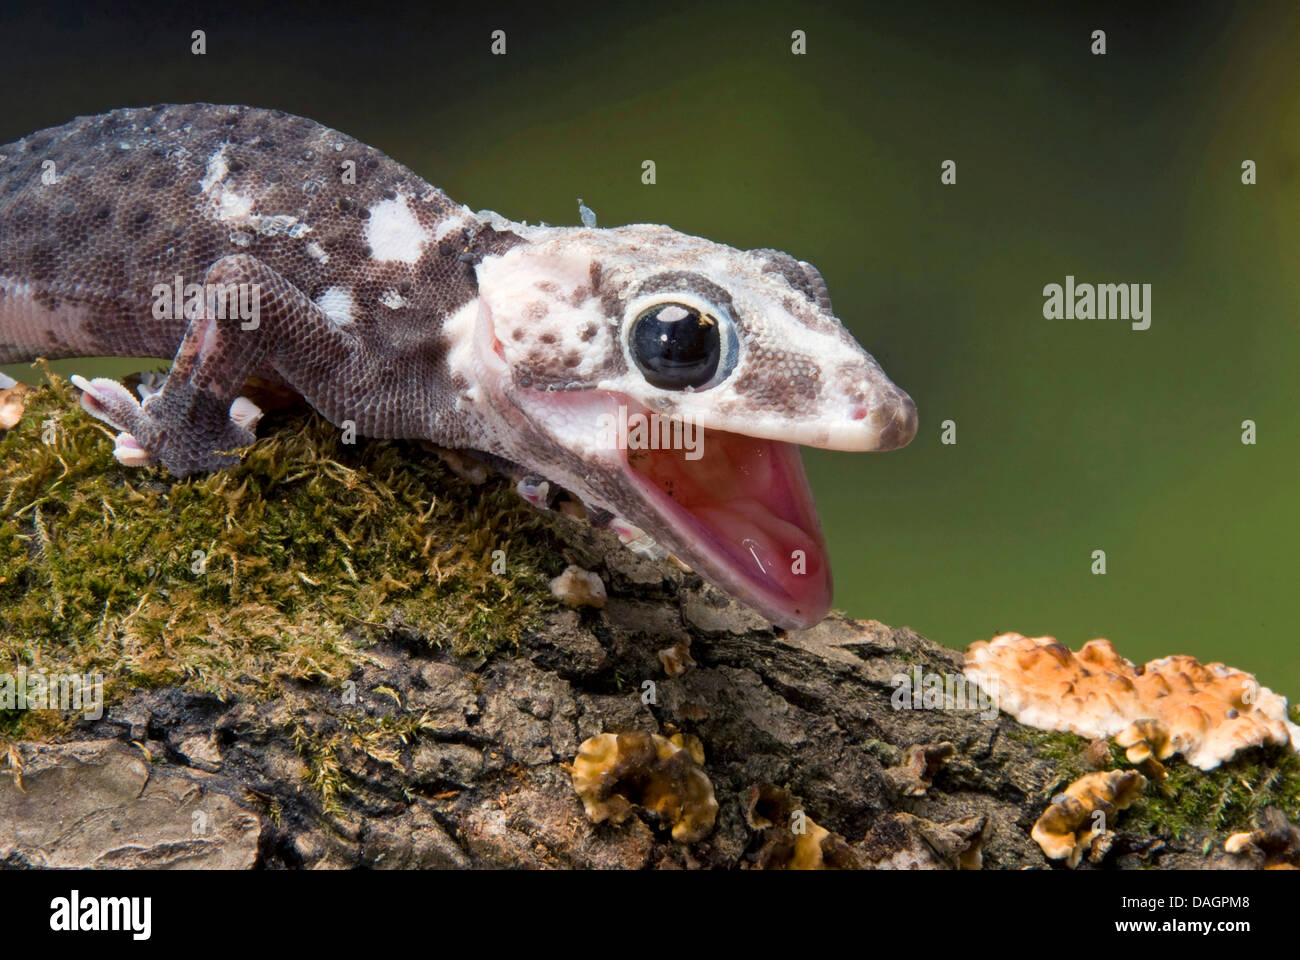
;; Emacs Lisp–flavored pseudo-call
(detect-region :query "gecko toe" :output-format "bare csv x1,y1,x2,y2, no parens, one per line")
112,432,154,468
229,396,263,432
135,372,167,401
515,476,554,509
70,375,145,433
610,518,669,560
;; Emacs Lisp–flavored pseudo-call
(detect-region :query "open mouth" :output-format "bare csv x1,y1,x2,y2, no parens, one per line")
500,368,836,628
618,404,832,629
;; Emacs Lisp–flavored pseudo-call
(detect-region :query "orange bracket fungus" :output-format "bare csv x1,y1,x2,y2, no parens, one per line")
965,633,1300,770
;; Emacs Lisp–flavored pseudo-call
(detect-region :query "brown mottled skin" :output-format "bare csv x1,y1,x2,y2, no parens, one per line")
0,104,918,629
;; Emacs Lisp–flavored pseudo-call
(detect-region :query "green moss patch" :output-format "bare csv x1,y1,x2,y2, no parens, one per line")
0,372,566,741
1126,749,1300,840
1006,725,1300,846
1004,727,1094,787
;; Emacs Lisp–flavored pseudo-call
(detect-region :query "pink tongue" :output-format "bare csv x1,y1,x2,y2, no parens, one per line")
693,499,824,600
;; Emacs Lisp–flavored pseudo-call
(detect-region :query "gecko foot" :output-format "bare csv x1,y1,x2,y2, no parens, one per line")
132,373,263,433
70,374,259,475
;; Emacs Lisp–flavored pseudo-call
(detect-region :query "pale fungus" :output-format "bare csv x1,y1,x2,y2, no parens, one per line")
0,374,28,430
1115,719,1173,766
965,633,1300,770
657,636,696,677
1223,808,1300,870
883,741,955,799
548,564,607,609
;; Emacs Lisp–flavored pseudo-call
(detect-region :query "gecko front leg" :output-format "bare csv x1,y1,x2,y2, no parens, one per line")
73,254,365,476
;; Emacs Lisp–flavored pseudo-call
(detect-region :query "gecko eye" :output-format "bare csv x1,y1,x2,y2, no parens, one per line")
629,301,735,390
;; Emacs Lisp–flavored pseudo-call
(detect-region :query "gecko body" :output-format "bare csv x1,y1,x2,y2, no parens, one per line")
0,104,916,629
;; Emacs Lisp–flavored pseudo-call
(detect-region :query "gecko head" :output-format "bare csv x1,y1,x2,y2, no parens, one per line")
470,223,916,630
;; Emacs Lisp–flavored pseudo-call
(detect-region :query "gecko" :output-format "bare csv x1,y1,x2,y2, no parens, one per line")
0,104,917,630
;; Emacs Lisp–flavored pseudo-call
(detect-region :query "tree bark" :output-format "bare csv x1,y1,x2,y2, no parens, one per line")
0,515,1272,869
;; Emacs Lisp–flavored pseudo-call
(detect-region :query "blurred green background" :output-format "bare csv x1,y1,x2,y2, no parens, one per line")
4,1,1297,694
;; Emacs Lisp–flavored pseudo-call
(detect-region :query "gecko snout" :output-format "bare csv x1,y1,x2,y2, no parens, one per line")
870,389,918,451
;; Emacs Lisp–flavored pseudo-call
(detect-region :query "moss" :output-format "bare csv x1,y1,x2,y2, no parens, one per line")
1125,748,1300,839
1005,721,1300,850
0,372,567,742
861,738,902,766
1004,726,1093,788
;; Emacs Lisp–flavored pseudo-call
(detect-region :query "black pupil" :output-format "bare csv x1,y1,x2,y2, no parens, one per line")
630,303,721,389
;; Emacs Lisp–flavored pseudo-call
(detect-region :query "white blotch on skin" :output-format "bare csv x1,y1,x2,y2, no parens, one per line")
443,298,484,401
200,146,229,194
216,198,310,239
306,241,329,264
218,191,252,223
201,145,309,239
316,286,356,326
434,212,467,242
379,289,406,310
249,213,306,237
365,197,430,264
